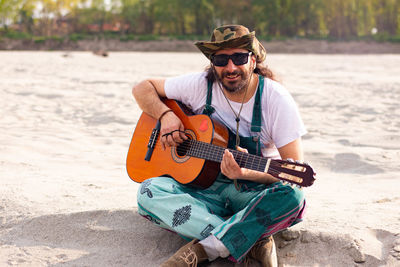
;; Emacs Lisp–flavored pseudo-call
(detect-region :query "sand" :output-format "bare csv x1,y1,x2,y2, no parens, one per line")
0,51,399,266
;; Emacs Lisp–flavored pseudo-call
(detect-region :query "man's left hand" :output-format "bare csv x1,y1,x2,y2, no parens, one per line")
220,147,249,180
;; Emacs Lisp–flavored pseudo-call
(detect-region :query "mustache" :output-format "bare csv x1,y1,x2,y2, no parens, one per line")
221,70,243,79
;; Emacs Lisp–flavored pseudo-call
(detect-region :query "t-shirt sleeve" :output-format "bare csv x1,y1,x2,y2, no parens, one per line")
164,72,207,112
268,84,307,148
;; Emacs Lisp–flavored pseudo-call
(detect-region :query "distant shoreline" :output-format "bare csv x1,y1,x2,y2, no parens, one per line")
1,38,400,54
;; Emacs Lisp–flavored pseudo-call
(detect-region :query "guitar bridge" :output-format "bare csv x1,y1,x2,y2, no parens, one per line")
145,121,161,161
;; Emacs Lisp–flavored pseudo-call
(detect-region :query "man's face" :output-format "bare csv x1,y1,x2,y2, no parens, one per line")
212,48,255,94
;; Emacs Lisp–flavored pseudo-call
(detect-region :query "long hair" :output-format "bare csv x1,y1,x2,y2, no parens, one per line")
205,62,278,83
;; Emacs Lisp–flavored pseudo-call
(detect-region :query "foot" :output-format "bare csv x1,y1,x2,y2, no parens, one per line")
247,236,278,267
161,239,208,267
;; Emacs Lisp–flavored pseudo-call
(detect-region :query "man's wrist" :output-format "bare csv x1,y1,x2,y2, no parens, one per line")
158,109,173,121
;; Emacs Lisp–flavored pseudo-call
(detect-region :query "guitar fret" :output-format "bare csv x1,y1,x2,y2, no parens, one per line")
195,142,202,158
257,156,263,172
202,142,211,159
234,151,241,167
246,154,253,170
251,154,255,171
211,146,220,161
187,140,194,155
260,158,267,173
186,139,269,174
190,140,199,158
246,154,254,169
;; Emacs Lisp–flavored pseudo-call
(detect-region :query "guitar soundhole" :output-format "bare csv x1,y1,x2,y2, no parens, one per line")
171,130,195,163
177,138,191,156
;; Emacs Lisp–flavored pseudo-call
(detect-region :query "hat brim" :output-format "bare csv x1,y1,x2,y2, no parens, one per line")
195,32,266,62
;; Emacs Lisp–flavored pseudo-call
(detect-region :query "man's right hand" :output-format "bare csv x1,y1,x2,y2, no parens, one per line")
132,79,187,149
159,112,188,150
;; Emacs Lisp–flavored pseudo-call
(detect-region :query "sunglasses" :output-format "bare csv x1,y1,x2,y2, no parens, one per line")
211,52,251,67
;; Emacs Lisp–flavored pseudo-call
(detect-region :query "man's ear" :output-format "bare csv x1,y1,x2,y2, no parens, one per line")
251,54,257,67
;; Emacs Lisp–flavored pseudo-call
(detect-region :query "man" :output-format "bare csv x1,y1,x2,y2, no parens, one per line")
132,25,307,267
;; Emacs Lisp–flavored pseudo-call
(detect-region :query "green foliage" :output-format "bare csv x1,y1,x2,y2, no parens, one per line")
0,0,399,42
389,36,400,43
103,31,122,39
168,34,208,41
119,34,135,41
136,34,159,41
3,29,31,39
118,34,161,41
48,35,64,42
69,33,88,42
33,36,46,43
32,35,63,43
372,33,400,43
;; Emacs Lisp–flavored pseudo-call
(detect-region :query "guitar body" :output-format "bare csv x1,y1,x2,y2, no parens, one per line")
126,99,229,188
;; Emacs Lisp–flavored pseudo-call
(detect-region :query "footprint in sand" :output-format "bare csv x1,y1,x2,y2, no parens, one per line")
331,153,384,174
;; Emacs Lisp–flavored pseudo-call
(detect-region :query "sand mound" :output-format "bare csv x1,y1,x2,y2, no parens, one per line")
1,209,399,266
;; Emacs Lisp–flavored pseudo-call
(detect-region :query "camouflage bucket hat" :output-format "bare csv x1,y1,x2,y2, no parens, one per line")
195,25,266,63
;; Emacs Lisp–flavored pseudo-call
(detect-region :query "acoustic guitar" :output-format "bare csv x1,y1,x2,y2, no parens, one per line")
126,99,315,189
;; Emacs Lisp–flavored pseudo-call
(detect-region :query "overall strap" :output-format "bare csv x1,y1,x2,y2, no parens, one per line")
202,80,215,116
250,75,264,132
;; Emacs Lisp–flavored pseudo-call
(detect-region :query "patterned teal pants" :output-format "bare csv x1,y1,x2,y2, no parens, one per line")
137,176,306,262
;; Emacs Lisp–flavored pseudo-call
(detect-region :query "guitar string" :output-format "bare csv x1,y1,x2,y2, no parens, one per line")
154,140,267,169
153,143,283,173
179,140,283,171
152,139,288,175
151,142,300,183
156,134,296,174
153,138,284,171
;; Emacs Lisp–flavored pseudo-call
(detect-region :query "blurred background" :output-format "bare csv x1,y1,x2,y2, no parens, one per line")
0,0,399,44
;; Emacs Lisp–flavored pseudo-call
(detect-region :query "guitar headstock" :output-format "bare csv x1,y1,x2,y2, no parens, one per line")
269,159,316,187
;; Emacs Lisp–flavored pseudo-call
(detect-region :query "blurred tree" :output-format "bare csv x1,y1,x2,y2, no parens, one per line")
36,0,59,36
17,0,36,34
60,0,88,34
118,0,141,34
213,0,254,29
355,0,374,37
0,0,24,31
293,0,323,37
186,0,214,35
253,0,282,36
1,0,399,40
373,0,398,35
90,0,108,33
323,0,359,39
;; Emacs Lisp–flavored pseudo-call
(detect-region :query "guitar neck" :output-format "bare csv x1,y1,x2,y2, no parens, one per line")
185,140,269,173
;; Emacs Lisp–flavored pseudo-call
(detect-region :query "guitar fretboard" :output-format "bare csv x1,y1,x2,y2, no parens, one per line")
181,139,269,173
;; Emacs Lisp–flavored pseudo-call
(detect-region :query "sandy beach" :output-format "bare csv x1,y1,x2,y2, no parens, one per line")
0,51,399,266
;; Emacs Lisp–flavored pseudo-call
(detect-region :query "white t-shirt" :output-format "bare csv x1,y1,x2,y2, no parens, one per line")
164,72,306,159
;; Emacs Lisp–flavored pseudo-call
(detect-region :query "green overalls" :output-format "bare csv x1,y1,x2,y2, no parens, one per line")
137,75,306,262
203,75,264,190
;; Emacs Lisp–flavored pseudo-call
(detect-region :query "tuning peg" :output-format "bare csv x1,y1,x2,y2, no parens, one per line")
287,158,294,162
303,162,309,166
295,160,302,164
282,181,288,185
296,185,302,188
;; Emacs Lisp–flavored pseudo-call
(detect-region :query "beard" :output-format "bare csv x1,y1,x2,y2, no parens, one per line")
219,68,251,94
